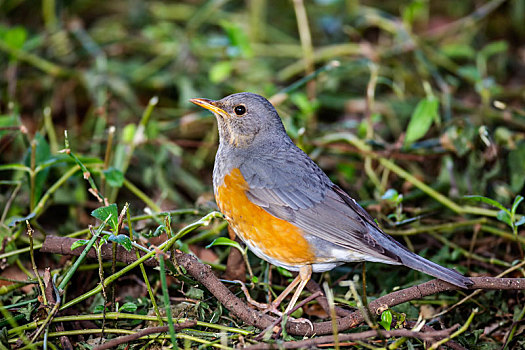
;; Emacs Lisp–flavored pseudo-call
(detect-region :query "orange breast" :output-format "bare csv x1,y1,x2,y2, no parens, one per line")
216,168,315,265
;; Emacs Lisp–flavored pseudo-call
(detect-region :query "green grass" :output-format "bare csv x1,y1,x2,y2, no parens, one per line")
1,0,525,348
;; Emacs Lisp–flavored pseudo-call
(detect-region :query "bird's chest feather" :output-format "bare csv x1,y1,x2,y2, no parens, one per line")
214,167,316,265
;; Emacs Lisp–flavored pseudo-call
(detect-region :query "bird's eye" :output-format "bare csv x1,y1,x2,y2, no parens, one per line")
234,105,246,116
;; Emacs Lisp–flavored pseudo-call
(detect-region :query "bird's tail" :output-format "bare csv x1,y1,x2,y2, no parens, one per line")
398,251,473,288
371,228,473,288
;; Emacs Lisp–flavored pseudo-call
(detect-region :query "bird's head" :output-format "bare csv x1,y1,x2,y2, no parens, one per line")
190,92,287,148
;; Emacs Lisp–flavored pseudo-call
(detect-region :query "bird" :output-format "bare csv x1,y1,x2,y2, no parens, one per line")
190,92,473,314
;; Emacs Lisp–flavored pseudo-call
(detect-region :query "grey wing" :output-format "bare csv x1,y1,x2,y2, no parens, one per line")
239,148,402,263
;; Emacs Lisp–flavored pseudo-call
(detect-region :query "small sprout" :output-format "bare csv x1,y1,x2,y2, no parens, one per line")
70,239,89,250
379,309,393,331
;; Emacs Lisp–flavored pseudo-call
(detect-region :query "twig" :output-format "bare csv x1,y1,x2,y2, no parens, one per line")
41,236,525,336
30,275,62,344
29,140,36,211
254,291,321,341
26,221,47,305
8,313,250,337
323,282,339,350
502,303,525,349
434,259,525,318
424,0,507,38
292,0,316,104
92,322,197,350
245,326,459,349
128,208,163,325
93,227,108,344
41,236,159,267
158,250,177,345
428,309,477,350
171,249,525,336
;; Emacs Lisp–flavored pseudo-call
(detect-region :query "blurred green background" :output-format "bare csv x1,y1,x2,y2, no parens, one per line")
1,0,525,348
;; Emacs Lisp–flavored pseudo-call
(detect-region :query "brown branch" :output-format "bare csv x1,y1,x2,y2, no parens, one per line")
172,249,525,336
41,236,525,337
254,291,322,341
92,322,197,350
245,325,460,349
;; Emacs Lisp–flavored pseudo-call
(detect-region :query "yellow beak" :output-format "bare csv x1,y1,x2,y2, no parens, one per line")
189,98,229,119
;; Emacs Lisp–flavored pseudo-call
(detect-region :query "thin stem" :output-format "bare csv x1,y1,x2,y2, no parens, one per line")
30,140,36,212
127,208,163,325
292,0,316,104
101,125,115,192
0,40,73,77
33,165,81,218
322,282,339,350
8,313,251,336
430,232,509,267
109,96,158,203
27,221,47,305
428,308,477,350
42,107,58,154
159,254,177,346
58,218,110,291
122,178,162,213
0,209,198,261
59,212,222,310
94,238,107,342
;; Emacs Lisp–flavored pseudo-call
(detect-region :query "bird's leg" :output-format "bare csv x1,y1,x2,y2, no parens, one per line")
269,273,302,310
237,281,271,310
283,265,312,314
237,266,312,316
236,275,301,315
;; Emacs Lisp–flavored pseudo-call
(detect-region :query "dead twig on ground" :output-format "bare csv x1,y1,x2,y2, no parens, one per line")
41,235,525,337
92,322,197,350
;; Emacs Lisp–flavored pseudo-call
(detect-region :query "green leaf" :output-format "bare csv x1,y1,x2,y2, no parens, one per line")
71,239,89,250
515,216,525,227
187,286,204,300
441,43,476,59
19,303,33,321
497,210,512,228
24,133,52,206
512,196,524,216
118,302,138,313
404,96,439,146
107,234,132,251
457,65,481,82
93,305,105,313
147,224,166,237
220,21,253,58
382,189,400,202
402,0,425,25
91,204,119,233
122,123,136,144
206,237,244,253
379,309,393,331
509,143,525,192
463,195,507,212
8,212,36,227
103,167,124,187
0,26,27,50
276,266,293,278
209,61,233,83
480,41,508,58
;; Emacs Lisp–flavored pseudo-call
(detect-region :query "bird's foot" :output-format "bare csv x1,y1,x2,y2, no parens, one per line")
236,280,283,316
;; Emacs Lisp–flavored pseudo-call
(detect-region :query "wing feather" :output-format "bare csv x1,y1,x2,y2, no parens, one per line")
238,147,400,263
